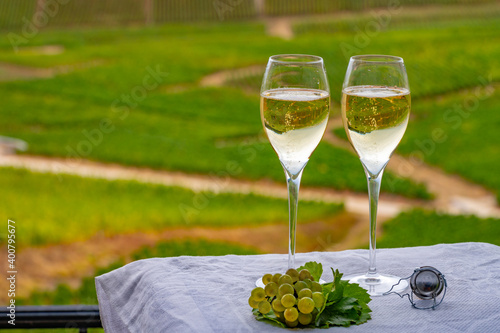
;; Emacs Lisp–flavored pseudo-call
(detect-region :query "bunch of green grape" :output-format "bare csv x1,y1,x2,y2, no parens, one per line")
249,268,325,328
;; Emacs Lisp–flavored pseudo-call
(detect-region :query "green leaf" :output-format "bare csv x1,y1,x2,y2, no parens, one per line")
343,282,371,305
321,281,334,294
355,303,372,325
329,297,358,312
252,308,286,328
326,268,344,304
316,306,359,327
315,267,372,328
297,261,323,282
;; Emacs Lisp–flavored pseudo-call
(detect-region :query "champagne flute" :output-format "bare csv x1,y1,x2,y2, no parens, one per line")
259,54,330,284
341,55,410,296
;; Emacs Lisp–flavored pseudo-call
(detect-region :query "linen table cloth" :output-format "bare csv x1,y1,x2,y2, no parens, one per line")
96,242,500,332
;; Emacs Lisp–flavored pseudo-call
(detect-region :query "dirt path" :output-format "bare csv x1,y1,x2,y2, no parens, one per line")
324,118,500,218
0,58,103,82
0,153,425,219
387,154,499,217
261,2,500,40
266,18,294,39
200,64,265,87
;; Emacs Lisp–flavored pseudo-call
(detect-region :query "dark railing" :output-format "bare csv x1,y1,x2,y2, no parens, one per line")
0,305,102,332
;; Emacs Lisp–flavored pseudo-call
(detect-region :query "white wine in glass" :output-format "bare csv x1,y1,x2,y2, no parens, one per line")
341,55,410,296
262,88,330,175
258,55,330,286
343,86,410,176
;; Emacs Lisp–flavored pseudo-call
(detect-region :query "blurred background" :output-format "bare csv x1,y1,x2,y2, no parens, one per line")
0,0,499,323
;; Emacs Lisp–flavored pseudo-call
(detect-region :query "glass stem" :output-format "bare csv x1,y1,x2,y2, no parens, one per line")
365,168,384,276
285,168,304,269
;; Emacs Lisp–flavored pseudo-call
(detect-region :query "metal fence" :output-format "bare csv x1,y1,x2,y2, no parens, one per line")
0,305,101,331
0,0,496,30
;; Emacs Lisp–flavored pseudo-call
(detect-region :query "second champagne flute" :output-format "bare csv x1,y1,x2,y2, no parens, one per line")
341,55,410,296
260,54,330,281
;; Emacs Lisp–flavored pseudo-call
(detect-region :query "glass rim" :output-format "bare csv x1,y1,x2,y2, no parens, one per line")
350,54,404,64
269,54,323,64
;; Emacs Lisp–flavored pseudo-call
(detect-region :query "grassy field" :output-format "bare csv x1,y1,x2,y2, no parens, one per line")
0,2,499,313
0,21,434,198
0,14,498,199
0,84,427,198
0,167,343,247
398,87,500,203
378,209,500,248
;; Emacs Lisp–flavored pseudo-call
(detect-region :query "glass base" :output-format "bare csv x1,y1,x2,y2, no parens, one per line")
255,277,326,288
343,272,408,296
255,277,265,288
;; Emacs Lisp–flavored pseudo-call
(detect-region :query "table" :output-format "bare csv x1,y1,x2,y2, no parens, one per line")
95,242,500,332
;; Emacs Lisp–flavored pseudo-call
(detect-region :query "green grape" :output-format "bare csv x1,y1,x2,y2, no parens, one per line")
299,269,312,281
286,268,299,283
248,296,259,309
298,288,312,299
285,319,299,328
298,297,315,314
275,311,284,320
303,278,313,288
284,307,299,322
262,273,273,285
298,312,313,325
265,282,278,297
251,287,266,302
281,294,296,308
272,299,286,312
294,281,308,294
278,274,293,286
312,292,325,308
278,283,294,297
311,281,322,293
258,300,272,314
272,273,282,284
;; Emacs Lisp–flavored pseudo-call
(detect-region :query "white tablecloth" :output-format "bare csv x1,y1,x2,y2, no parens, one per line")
95,242,500,332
